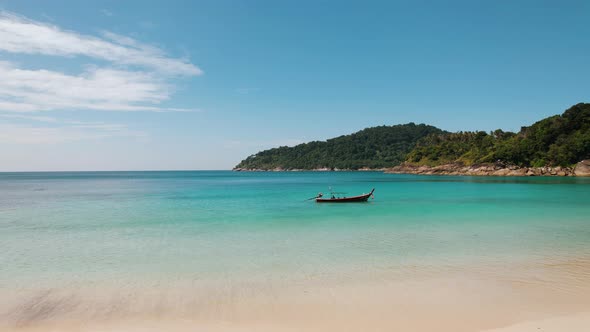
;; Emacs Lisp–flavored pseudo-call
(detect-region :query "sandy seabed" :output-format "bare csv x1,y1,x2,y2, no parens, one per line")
2,257,590,332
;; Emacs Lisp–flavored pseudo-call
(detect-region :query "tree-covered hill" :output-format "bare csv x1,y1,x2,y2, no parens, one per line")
406,103,590,167
235,103,590,171
234,123,446,170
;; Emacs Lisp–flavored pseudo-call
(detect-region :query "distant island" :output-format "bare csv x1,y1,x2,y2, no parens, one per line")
234,103,590,176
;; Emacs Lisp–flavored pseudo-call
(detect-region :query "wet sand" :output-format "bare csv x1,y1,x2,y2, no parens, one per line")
2,256,590,332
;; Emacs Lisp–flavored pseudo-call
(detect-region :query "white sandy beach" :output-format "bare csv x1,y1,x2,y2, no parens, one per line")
482,313,590,332
3,257,590,332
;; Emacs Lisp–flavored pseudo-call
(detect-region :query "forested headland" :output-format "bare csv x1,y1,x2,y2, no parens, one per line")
234,103,590,174
234,123,445,170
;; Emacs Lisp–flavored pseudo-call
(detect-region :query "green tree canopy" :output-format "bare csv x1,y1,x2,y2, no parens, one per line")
407,103,590,167
235,123,445,170
235,103,590,170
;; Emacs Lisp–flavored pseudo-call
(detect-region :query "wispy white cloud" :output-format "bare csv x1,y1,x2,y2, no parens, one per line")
0,11,201,76
0,113,58,122
0,61,196,112
0,11,199,146
0,112,148,144
0,113,151,130
0,122,146,144
100,9,113,17
0,111,147,143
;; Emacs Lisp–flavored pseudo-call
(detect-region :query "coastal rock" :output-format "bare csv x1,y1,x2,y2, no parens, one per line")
574,160,590,176
507,169,527,176
384,162,582,177
492,168,511,176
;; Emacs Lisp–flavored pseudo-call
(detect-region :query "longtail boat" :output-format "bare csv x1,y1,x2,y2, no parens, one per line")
315,188,374,203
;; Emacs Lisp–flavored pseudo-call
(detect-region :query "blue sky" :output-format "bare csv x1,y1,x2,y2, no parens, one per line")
0,0,588,171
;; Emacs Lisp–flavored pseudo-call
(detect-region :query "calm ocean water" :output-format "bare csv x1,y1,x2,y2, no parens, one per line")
1,171,590,289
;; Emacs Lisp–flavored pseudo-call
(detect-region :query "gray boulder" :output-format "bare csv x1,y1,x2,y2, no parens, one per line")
574,160,590,176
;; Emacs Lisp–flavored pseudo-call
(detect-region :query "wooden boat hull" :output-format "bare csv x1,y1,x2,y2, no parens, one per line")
316,189,374,203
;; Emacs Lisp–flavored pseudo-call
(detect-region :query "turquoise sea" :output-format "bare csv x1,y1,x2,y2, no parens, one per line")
1,171,590,330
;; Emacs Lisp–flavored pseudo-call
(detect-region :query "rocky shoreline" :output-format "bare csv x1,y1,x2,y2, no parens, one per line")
384,160,590,177
233,160,590,176
233,167,385,172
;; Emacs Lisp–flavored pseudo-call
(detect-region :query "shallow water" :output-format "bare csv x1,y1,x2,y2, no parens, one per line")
1,171,590,330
